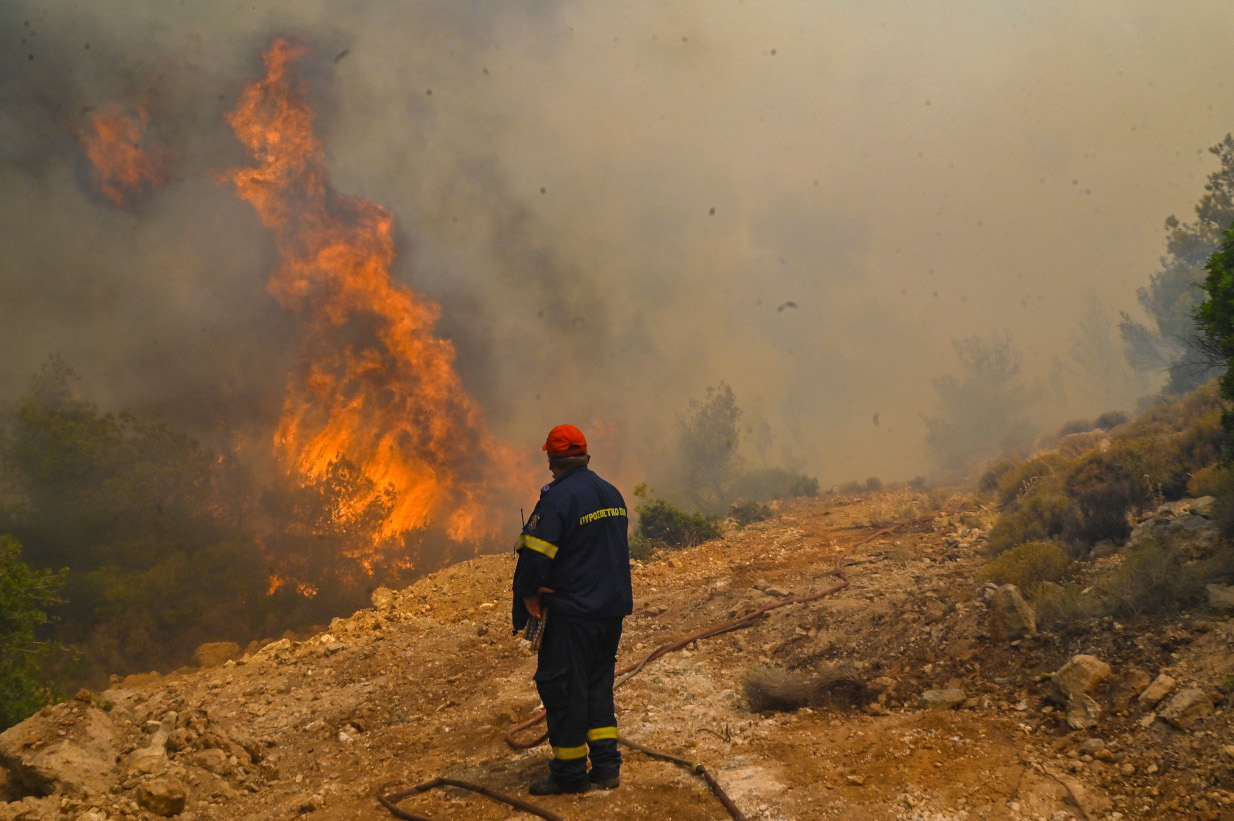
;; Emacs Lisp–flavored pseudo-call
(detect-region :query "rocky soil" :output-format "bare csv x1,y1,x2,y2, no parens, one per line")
2,487,1233,821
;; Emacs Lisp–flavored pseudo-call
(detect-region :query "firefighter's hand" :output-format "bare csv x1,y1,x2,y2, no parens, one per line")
523,587,555,619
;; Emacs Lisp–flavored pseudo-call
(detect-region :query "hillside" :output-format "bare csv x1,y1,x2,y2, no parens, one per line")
2,486,1233,821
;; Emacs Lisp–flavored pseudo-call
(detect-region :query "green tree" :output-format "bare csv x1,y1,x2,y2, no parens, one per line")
1121,135,1234,394
677,383,742,512
1067,296,1149,412
923,332,1035,474
1195,222,1234,459
0,357,265,683
0,535,65,730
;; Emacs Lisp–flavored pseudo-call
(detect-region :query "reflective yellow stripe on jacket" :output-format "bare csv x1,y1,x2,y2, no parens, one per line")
515,533,558,559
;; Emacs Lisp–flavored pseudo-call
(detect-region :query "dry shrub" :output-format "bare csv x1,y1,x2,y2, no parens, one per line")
994,454,1067,506
1108,381,1222,498
1055,418,1094,438
1187,464,1221,497
986,382,1224,561
1033,582,1101,630
977,459,1018,496
1059,450,1145,552
1094,410,1130,431
986,477,1069,556
1091,541,1210,618
979,540,1072,592
1056,430,1104,459
743,664,868,713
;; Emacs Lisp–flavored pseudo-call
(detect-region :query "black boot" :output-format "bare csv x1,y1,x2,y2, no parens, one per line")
588,769,620,789
529,775,590,796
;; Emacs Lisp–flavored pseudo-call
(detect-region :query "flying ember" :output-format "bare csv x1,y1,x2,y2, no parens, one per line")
75,103,171,208
225,37,520,557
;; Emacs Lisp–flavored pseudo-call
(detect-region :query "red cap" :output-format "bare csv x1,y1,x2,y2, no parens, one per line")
543,424,587,457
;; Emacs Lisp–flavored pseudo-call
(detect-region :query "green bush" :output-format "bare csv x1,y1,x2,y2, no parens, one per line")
993,454,1067,506
729,468,819,501
1032,582,1102,630
1090,540,1210,618
633,485,720,549
730,500,773,527
1210,465,1234,537
979,540,1072,593
986,476,1069,556
628,532,655,562
0,536,66,730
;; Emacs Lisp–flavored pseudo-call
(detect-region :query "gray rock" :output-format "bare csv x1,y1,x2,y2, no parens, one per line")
137,776,187,817
186,747,231,776
1077,738,1106,755
0,705,118,796
192,642,241,669
919,688,967,710
1157,687,1214,730
1190,496,1216,518
1066,693,1102,730
1127,510,1222,560
370,587,397,610
986,583,1037,641
1136,673,1176,711
1206,584,1234,612
1049,654,1111,705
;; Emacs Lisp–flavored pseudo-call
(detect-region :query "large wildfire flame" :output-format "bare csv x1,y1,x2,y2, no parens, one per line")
75,103,171,207
226,37,521,555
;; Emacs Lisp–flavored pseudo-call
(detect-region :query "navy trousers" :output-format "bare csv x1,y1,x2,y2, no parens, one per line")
534,615,624,783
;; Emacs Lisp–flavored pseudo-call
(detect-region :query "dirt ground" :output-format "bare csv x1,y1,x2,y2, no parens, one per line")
4,487,1234,821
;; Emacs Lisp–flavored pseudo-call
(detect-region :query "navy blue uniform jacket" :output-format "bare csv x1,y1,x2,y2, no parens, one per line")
512,466,633,633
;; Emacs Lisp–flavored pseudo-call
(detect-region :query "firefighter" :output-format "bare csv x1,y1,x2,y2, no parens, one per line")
512,424,633,795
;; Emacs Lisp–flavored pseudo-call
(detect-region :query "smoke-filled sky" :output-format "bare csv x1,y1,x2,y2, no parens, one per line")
3,0,1234,493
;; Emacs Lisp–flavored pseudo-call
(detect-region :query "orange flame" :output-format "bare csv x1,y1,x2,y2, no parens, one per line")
76,104,171,207
226,37,520,557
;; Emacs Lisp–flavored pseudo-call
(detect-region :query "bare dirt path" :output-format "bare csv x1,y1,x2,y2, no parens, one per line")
5,487,1233,820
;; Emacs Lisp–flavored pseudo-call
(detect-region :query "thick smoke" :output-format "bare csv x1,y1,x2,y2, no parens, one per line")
4,0,1234,498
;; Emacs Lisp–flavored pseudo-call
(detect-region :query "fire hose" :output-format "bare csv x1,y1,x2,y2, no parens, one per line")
378,513,949,820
